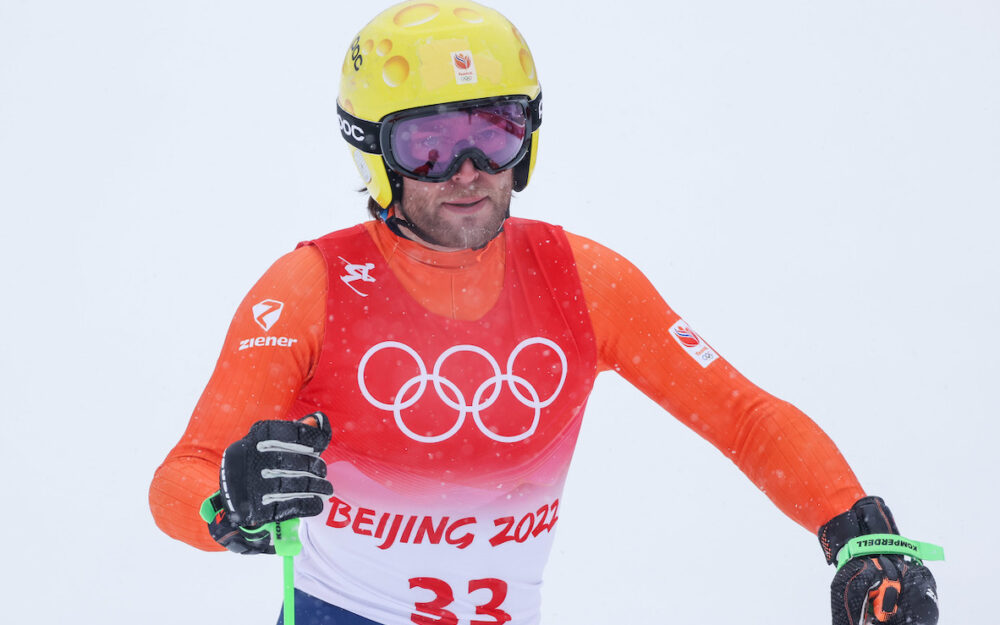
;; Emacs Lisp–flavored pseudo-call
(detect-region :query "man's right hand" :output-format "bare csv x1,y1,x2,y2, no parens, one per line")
218,412,334,530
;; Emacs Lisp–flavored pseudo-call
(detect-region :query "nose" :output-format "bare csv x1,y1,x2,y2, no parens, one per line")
450,158,480,184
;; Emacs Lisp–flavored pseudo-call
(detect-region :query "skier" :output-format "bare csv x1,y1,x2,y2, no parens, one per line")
149,1,940,623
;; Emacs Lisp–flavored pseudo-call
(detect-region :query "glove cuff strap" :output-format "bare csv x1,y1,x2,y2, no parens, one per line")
834,533,946,570
818,496,899,565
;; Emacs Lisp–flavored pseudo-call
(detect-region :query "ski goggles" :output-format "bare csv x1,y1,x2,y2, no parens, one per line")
336,94,542,183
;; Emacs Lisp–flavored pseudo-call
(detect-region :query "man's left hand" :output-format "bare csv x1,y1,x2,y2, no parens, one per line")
832,553,938,624
819,496,940,625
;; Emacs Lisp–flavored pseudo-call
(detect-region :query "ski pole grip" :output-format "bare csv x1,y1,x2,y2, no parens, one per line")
199,493,300,624
263,519,302,557
835,533,945,570
200,492,301,555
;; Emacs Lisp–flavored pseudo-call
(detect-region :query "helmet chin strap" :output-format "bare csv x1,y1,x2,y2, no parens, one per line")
383,203,508,251
379,168,451,246
383,205,446,247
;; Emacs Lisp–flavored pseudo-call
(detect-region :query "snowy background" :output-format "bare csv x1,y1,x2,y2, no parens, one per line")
2,0,997,622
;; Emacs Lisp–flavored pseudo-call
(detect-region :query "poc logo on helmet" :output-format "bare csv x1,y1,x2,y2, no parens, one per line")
349,36,363,71
337,115,366,142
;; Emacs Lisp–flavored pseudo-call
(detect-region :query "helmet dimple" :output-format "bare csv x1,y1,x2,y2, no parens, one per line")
394,3,440,27
519,48,534,79
511,25,526,45
382,56,410,87
453,7,483,23
342,99,355,114
376,39,393,56
362,39,374,55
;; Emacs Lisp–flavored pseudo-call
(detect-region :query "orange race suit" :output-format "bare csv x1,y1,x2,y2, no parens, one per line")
150,217,864,625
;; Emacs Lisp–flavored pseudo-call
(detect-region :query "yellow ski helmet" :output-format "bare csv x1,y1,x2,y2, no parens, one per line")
337,0,542,208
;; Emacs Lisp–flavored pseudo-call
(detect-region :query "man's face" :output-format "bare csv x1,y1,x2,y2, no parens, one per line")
398,159,513,251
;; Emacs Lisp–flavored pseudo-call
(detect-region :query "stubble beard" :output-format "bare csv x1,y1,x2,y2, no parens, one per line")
399,180,512,250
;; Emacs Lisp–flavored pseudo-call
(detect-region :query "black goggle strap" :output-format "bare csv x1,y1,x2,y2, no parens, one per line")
527,91,542,131
336,104,382,154
335,91,543,157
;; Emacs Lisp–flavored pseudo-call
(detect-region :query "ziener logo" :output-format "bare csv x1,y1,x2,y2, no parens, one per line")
252,299,284,332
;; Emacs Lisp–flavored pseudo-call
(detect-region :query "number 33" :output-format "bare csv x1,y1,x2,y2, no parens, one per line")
409,577,511,625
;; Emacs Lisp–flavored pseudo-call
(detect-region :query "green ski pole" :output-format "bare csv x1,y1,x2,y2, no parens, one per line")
261,518,302,625
201,496,303,625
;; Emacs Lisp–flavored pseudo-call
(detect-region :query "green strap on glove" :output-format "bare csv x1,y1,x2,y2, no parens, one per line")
201,493,302,625
835,533,945,570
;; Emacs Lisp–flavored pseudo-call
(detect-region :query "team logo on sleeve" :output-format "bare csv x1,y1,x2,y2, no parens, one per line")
252,299,284,331
669,320,718,368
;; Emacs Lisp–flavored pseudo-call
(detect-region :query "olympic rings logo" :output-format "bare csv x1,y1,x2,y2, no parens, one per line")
357,338,567,444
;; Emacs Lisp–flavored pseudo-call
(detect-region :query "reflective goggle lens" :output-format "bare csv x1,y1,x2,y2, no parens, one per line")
386,101,528,181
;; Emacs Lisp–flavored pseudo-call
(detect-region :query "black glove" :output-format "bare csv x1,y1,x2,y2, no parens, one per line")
832,553,938,624
819,496,939,625
218,412,334,529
